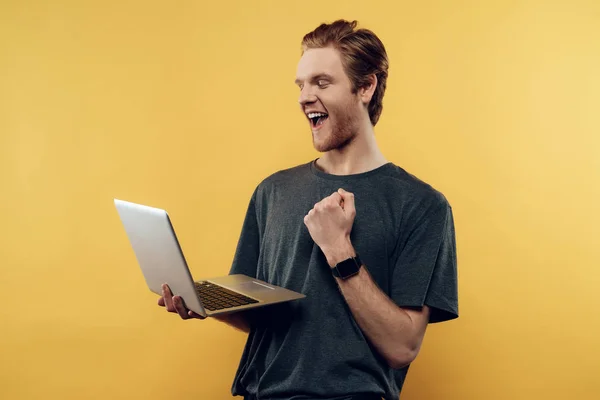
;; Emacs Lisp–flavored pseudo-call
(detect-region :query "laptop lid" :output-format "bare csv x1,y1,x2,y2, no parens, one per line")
114,199,207,315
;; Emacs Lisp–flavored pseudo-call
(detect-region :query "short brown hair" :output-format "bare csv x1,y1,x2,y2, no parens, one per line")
301,19,389,126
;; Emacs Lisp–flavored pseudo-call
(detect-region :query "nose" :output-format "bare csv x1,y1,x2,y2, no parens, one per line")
298,85,317,107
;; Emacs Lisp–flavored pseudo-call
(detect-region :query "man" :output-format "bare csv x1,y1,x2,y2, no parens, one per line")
159,19,458,400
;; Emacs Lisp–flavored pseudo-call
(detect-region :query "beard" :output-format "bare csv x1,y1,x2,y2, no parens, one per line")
312,101,360,153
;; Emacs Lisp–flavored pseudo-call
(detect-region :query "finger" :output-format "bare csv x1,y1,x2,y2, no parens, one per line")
158,296,165,307
172,296,191,320
330,191,342,199
338,188,356,216
329,192,343,207
162,284,176,312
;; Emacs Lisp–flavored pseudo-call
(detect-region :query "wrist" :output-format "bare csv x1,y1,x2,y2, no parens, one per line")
323,238,356,268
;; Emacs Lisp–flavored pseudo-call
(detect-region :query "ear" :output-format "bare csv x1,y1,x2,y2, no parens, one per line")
359,74,377,105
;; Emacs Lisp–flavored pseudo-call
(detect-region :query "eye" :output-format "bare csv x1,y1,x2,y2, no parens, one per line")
317,80,329,88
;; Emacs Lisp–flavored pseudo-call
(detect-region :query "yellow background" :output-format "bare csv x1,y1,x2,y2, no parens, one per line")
1,0,599,399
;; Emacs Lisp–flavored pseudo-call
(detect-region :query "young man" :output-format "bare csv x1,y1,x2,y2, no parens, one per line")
159,20,458,400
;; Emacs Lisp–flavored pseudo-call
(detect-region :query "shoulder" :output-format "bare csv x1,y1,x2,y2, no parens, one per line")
263,161,312,185
253,161,312,193
381,163,451,211
246,161,313,206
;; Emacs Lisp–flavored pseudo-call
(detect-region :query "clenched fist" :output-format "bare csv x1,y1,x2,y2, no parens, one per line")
304,188,357,266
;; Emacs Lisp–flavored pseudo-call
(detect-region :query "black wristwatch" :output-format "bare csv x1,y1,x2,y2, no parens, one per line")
331,254,362,280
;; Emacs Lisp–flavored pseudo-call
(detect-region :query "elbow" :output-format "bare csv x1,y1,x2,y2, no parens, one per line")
387,346,419,370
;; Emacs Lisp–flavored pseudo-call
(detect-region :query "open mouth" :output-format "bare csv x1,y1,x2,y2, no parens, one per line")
307,112,329,128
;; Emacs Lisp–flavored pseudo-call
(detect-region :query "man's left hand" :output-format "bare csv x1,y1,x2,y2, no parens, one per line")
304,188,357,266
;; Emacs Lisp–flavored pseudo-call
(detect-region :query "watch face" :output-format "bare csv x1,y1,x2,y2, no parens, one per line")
336,257,361,279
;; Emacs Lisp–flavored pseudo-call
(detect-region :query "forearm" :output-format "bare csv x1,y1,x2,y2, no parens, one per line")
324,242,423,369
213,311,251,333
334,266,420,368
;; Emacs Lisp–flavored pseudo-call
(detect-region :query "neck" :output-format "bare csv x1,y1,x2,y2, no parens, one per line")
316,122,388,175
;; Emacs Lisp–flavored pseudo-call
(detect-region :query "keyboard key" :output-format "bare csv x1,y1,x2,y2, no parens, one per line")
194,281,259,311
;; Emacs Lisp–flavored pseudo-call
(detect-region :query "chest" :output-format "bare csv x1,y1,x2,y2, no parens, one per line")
259,185,399,293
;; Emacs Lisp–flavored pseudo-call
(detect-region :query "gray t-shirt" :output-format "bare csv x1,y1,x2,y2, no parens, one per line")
228,159,458,400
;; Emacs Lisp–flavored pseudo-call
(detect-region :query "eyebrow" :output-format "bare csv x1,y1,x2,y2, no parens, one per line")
294,73,334,85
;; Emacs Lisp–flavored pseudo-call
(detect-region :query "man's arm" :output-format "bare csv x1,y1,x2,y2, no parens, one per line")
212,313,251,333
303,188,431,369
324,242,429,369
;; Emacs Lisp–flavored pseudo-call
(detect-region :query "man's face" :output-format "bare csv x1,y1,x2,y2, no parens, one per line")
295,47,363,152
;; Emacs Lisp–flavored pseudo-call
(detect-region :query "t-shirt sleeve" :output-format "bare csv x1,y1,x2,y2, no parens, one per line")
390,195,458,323
228,187,261,278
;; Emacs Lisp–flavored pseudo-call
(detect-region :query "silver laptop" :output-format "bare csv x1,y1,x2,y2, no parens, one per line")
114,199,305,318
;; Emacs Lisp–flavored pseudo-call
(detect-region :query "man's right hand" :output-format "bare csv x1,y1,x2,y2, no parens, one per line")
158,283,251,333
158,283,205,320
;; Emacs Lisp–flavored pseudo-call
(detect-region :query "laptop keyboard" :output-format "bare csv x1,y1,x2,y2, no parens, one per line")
194,281,259,311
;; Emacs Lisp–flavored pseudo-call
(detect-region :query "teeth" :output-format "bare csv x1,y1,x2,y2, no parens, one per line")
307,112,327,119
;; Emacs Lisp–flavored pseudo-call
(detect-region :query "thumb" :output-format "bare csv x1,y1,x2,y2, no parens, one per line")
337,188,356,216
